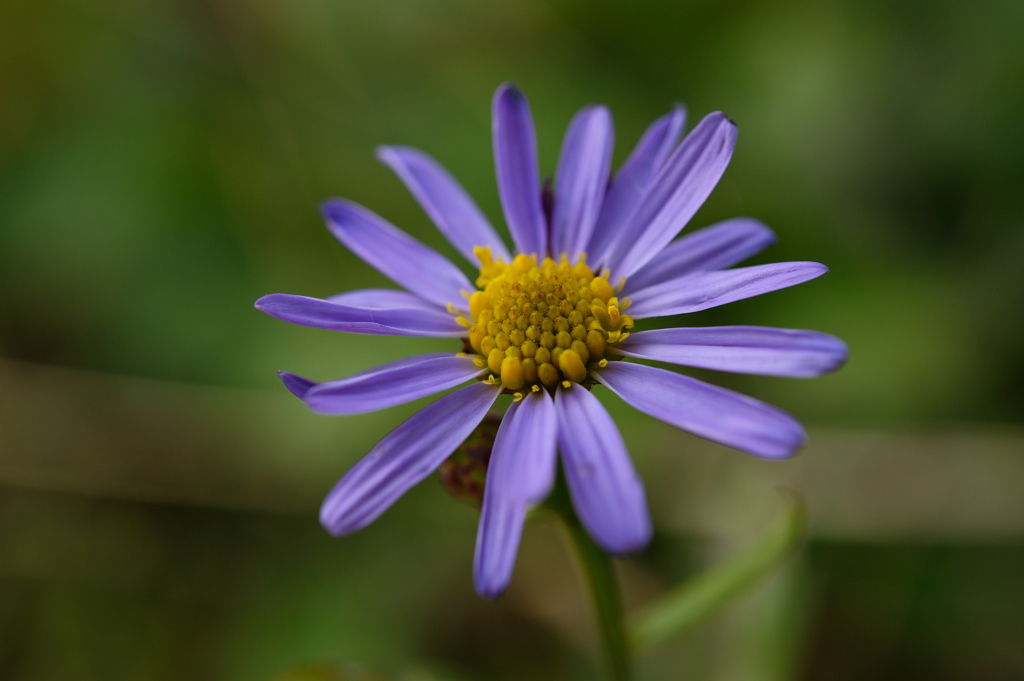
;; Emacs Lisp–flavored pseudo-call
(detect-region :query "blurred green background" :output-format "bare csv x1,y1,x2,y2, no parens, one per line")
1,0,1023,679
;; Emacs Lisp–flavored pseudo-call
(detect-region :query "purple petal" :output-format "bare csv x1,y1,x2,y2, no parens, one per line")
587,106,687,267
255,289,466,337
550,105,614,260
322,199,472,310
320,381,501,536
594,362,805,459
279,370,316,399
622,218,777,294
325,289,439,307
285,354,486,415
606,112,738,279
555,383,652,554
614,326,848,377
474,390,557,597
376,146,511,264
627,262,829,320
493,83,547,257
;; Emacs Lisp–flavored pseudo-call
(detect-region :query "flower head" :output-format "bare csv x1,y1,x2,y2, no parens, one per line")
256,83,847,598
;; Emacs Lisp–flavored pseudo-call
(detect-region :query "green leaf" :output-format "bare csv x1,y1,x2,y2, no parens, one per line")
630,492,807,652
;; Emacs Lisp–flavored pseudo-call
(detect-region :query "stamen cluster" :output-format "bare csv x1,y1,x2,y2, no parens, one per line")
455,247,634,395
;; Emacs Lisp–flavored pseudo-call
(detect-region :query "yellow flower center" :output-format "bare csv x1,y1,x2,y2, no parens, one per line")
453,247,634,396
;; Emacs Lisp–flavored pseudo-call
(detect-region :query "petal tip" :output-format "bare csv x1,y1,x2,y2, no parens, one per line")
319,518,346,538
375,144,419,166
600,527,653,556
591,103,612,120
776,442,806,460
703,110,738,140
759,425,808,460
278,370,317,399
494,81,525,102
254,294,285,316
319,197,349,224
665,103,688,130
318,500,346,537
741,217,777,237
823,338,850,374
473,575,509,600
804,261,830,278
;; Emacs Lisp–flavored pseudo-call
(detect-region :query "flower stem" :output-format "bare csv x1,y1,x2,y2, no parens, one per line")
547,474,631,681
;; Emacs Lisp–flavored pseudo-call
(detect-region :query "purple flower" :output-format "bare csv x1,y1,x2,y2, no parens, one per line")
256,83,847,598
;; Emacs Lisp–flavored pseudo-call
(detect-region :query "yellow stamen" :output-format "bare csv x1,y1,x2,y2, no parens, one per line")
512,253,534,274
480,335,497,357
453,250,630,391
501,356,525,390
585,329,606,359
521,357,538,384
487,348,504,375
538,362,559,389
469,325,487,352
469,291,489,318
558,349,587,383
590,276,614,302
570,340,590,365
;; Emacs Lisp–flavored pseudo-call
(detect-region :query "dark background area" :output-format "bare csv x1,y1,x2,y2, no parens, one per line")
1,0,1022,679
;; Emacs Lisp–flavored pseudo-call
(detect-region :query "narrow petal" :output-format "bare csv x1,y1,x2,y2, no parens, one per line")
286,354,486,415
255,290,466,337
493,83,547,257
621,218,777,294
594,362,805,459
587,106,687,267
614,327,848,377
606,112,738,279
493,391,559,504
554,383,652,554
322,199,472,309
627,262,829,320
474,391,557,597
473,496,524,599
550,105,614,260
320,381,501,535
376,146,511,264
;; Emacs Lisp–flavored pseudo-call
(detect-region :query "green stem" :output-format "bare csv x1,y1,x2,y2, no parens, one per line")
630,492,807,652
547,475,631,681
